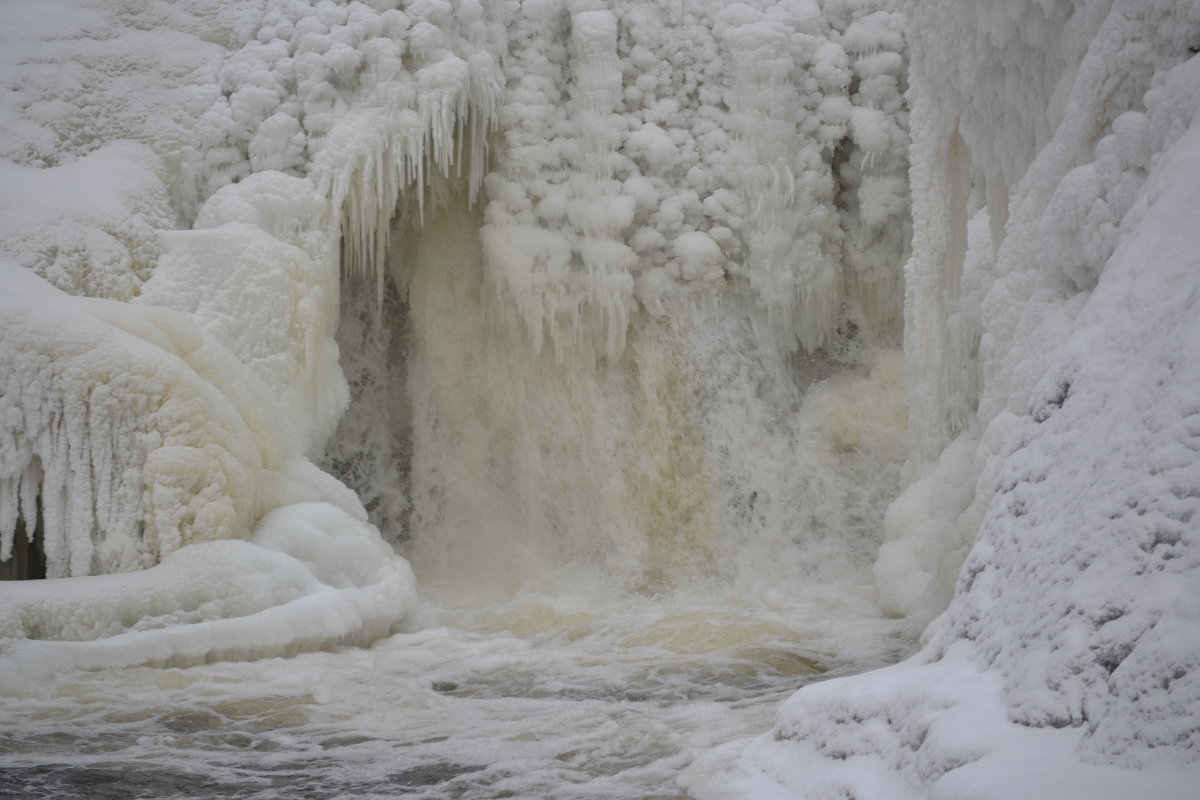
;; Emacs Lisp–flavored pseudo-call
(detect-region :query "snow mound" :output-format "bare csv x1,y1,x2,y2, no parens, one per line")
141,171,347,455
730,645,1200,800
0,143,173,301
0,502,416,682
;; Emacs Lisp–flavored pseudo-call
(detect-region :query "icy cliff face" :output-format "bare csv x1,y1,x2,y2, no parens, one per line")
737,1,1200,796
475,0,909,358
926,0,1200,761
303,0,914,584
153,0,910,357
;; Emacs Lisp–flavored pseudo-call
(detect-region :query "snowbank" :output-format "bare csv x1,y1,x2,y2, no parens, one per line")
731,645,1200,800
0,143,172,301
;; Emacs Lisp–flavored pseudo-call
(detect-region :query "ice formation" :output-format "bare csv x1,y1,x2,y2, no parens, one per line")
0,0,418,658
0,0,1198,796
0,502,415,685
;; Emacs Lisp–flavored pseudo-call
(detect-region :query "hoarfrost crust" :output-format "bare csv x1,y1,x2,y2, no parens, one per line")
186,0,910,358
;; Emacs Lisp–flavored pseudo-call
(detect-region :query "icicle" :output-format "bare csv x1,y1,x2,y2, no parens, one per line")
0,477,17,561
314,49,501,305
18,459,41,548
717,5,849,352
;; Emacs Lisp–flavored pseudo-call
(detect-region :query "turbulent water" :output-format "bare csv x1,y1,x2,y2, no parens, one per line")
0,576,910,800
0,190,915,798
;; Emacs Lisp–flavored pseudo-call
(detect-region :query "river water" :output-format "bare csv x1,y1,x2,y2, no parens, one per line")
0,572,910,799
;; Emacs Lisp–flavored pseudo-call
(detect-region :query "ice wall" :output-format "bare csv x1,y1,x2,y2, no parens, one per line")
166,0,909,360
479,0,909,359
738,1,1200,796
0,0,417,665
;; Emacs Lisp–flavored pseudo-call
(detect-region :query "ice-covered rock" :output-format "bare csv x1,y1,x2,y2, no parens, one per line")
736,1,1200,796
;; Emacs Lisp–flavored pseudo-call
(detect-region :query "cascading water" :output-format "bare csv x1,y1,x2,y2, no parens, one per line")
1,212,915,798
334,179,913,601
314,0,915,606
243,181,911,797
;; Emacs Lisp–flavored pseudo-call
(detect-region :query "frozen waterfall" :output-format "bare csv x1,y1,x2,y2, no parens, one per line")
2,1,1199,798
